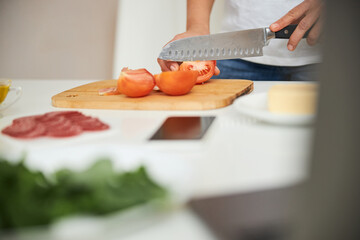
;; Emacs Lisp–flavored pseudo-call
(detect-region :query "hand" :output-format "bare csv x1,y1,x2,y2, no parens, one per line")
157,31,200,72
270,0,324,51
157,31,220,75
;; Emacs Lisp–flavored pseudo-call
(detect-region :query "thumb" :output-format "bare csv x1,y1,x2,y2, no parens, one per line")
214,66,220,76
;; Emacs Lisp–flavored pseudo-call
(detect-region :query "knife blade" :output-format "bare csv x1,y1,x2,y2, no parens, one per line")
158,24,309,61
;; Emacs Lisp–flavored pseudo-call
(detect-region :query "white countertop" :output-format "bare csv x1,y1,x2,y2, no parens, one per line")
0,79,313,240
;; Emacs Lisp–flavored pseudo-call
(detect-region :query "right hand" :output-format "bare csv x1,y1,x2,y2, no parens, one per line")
270,0,323,51
157,31,220,75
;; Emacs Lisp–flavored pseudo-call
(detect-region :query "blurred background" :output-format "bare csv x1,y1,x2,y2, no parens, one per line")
0,0,224,80
0,1,359,239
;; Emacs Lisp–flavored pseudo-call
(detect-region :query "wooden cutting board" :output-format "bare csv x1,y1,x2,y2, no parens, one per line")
51,79,253,110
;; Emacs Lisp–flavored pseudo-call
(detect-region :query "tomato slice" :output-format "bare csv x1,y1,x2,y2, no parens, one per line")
155,71,198,96
117,68,155,97
179,60,216,84
98,87,120,96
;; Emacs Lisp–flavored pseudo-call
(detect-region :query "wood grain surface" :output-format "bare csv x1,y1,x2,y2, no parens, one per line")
51,79,253,110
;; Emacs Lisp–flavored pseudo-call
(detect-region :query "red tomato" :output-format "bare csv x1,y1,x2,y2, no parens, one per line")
179,60,217,84
117,68,155,97
155,71,198,96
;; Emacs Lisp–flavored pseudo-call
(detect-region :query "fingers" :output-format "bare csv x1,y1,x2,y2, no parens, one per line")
159,34,182,72
158,31,219,73
158,32,193,72
169,62,180,71
157,58,180,72
306,16,323,45
270,1,310,32
270,0,323,51
214,66,220,76
287,14,319,50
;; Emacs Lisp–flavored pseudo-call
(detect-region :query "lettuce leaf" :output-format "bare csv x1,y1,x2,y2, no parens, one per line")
0,158,167,230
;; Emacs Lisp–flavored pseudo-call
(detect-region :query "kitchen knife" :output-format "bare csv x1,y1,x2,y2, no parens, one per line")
158,24,311,61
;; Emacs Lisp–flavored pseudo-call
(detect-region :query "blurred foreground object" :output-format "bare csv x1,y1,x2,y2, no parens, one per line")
291,0,360,239
190,1,360,240
0,158,167,230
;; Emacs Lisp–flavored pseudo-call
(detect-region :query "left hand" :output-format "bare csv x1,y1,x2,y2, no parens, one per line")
270,0,324,51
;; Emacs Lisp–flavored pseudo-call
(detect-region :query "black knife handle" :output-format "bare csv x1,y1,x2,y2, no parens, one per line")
275,24,312,39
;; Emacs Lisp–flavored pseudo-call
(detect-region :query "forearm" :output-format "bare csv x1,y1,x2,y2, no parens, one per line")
186,0,214,34
157,0,216,72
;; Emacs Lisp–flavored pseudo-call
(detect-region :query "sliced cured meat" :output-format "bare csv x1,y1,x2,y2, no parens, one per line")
1,111,109,139
66,115,91,122
12,116,38,125
59,111,85,118
76,118,109,131
14,123,47,139
45,119,73,132
2,117,37,137
38,116,67,126
45,118,72,132
46,124,83,137
98,87,120,96
40,111,84,120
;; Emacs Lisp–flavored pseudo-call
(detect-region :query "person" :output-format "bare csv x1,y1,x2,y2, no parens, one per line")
158,0,323,81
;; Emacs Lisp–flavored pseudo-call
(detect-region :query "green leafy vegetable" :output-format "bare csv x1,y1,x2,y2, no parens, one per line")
0,157,167,230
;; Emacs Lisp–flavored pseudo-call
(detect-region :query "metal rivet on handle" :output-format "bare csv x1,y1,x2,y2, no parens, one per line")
284,29,289,35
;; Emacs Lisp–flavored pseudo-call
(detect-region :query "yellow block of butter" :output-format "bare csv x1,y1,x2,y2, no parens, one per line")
268,83,318,115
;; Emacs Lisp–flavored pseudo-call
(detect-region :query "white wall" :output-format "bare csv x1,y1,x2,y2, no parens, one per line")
0,0,118,79
113,0,224,78
0,0,224,80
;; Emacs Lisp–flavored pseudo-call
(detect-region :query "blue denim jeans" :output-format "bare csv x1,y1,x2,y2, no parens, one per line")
211,59,319,81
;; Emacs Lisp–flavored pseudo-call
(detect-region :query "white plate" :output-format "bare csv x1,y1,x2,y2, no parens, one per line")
234,92,315,125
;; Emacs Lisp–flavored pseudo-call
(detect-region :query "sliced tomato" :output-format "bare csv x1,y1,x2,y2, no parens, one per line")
179,60,217,84
155,71,198,96
98,87,120,96
117,68,155,97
